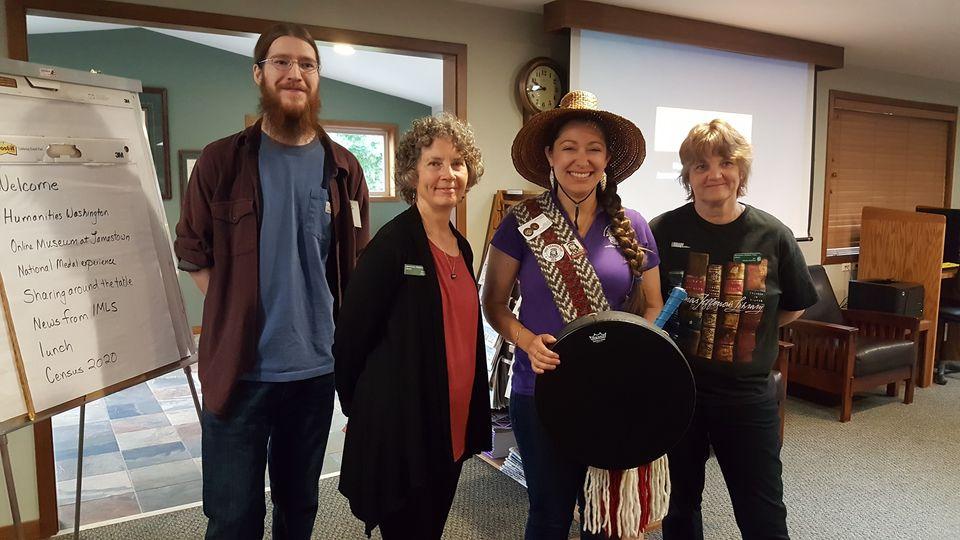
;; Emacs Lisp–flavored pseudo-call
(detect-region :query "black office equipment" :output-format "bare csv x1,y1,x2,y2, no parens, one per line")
917,206,960,264
848,279,924,318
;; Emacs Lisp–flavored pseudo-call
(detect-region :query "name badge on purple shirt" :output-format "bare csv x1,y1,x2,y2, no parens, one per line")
518,213,552,240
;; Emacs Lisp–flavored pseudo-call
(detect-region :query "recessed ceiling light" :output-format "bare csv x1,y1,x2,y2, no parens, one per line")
333,44,355,56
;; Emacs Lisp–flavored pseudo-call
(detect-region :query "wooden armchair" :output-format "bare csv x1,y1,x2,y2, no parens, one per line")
782,265,919,422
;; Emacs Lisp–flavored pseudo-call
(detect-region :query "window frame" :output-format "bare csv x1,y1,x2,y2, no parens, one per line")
821,90,957,265
321,120,399,201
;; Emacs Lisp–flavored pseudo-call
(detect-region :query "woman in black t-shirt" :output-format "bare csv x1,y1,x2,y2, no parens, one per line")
649,119,817,540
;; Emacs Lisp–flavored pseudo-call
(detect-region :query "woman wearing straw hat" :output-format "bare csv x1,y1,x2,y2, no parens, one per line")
483,91,664,539
334,113,491,538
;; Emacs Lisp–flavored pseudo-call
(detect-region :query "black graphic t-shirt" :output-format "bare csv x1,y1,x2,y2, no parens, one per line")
650,203,818,404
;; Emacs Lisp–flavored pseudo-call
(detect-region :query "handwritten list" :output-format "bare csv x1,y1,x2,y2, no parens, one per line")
0,164,180,413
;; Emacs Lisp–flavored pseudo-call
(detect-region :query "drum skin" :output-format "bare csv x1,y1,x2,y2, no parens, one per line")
534,311,695,470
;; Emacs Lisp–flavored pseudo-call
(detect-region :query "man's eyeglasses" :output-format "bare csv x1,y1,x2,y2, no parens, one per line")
257,57,320,73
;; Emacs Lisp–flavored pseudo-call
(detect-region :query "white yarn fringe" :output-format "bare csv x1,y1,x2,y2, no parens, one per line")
582,455,671,537
649,455,671,524
583,466,611,534
618,467,641,538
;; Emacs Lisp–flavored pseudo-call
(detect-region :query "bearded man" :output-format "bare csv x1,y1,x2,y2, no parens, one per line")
174,22,369,540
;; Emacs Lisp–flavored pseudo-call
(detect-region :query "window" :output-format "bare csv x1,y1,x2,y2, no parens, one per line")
822,91,957,264
322,121,398,199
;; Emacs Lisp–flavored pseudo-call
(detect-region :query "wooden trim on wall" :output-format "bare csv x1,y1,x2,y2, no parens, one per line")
320,119,398,132
0,421,56,540
948,122,958,212
33,419,57,538
831,90,959,117
821,90,958,265
321,120,400,200
6,0,465,57
543,0,844,69
4,0,28,61
444,53,469,233
0,520,42,540
820,90,840,265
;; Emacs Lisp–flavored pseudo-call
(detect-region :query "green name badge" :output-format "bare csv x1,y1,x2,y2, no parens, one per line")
404,264,426,277
733,252,763,263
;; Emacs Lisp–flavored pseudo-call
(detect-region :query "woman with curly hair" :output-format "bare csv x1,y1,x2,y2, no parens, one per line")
333,113,491,538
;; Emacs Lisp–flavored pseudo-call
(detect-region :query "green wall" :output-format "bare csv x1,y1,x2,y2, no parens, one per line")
28,28,429,325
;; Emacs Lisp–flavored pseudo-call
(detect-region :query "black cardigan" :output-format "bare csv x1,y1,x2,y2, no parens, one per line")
333,205,492,533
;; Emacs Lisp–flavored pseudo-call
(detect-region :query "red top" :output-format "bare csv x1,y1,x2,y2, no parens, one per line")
429,240,479,461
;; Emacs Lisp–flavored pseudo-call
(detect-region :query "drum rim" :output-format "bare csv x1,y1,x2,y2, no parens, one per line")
554,310,671,344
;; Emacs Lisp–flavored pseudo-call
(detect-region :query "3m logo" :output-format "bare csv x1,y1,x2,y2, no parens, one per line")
589,332,607,344
0,142,17,156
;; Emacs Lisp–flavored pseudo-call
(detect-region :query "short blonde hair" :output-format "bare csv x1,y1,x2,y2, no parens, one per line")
395,113,484,204
678,119,752,200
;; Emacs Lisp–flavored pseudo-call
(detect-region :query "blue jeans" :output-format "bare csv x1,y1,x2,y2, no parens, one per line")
662,395,789,540
201,373,336,540
510,392,606,540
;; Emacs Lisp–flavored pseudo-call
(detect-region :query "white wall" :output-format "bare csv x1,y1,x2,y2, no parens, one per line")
0,426,39,528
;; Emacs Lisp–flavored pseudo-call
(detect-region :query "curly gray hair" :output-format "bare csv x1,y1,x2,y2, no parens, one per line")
395,113,484,204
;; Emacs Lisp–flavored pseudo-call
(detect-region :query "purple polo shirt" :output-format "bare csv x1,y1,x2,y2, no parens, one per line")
491,195,660,396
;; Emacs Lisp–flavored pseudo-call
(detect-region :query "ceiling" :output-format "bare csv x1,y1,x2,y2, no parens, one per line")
26,15,444,109
467,0,960,84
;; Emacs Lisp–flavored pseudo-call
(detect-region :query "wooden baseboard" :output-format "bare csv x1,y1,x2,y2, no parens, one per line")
0,519,44,540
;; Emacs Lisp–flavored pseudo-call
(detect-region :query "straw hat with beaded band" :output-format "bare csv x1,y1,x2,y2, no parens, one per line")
511,90,646,188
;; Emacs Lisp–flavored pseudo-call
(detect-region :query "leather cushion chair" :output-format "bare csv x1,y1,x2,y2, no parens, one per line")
854,337,916,377
783,265,919,422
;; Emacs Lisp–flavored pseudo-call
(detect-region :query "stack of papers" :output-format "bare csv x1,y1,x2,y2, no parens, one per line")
488,426,517,459
500,446,526,487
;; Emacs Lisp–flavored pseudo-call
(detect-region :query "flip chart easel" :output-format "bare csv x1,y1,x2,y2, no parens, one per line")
0,58,196,538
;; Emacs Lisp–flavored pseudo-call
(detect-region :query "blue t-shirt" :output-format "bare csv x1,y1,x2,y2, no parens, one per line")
490,192,660,396
243,133,334,382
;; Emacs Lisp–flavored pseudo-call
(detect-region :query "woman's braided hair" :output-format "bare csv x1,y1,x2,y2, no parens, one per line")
597,178,646,279
598,176,648,313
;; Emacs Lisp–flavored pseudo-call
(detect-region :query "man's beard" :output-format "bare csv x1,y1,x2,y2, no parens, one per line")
258,83,321,141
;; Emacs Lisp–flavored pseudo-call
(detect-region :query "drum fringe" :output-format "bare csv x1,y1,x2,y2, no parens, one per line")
583,465,612,534
582,456,671,537
618,467,641,537
650,455,671,525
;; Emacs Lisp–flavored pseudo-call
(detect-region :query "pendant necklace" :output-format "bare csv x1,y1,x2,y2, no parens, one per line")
432,237,459,279
443,250,458,279
557,183,592,230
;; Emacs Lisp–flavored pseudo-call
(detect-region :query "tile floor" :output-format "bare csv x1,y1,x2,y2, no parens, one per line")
51,369,347,530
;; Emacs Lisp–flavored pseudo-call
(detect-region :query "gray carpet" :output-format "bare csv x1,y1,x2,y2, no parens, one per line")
57,376,960,539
